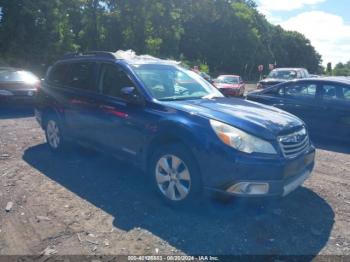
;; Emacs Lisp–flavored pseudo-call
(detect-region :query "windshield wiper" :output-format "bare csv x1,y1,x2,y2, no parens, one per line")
202,94,221,99
158,96,201,101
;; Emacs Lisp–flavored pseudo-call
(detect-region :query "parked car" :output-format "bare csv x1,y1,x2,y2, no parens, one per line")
257,68,310,89
35,51,315,205
0,67,40,106
247,78,350,141
309,74,320,78
213,75,245,97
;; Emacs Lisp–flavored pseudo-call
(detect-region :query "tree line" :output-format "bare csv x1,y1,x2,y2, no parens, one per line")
326,62,350,76
0,0,323,79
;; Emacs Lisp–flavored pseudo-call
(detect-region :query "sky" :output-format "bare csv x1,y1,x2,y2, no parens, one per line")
256,0,350,66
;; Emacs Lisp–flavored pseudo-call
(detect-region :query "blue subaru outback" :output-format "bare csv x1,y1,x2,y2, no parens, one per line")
35,51,315,204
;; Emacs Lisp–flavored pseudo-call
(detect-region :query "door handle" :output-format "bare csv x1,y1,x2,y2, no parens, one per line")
99,105,129,119
99,105,115,110
70,99,84,105
70,98,96,106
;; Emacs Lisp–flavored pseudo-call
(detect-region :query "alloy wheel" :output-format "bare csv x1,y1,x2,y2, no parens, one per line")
155,154,191,201
46,120,60,149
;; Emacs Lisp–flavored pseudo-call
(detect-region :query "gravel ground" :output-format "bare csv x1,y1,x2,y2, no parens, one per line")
0,107,350,257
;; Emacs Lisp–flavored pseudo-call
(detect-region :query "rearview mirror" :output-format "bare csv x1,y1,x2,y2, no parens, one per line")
120,86,144,105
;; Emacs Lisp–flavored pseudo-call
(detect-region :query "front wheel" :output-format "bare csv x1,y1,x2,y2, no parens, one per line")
150,144,202,206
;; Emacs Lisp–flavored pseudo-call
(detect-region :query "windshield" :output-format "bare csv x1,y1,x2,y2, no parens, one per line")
268,70,298,80
132,64,223,101
0,70,38,84
216,76,240,84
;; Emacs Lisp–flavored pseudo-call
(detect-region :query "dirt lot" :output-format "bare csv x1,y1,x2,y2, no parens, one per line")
0,107,350,257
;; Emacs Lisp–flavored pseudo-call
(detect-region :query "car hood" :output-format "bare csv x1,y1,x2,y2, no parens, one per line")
164,98,304,140
215,83,240,89
260,78,288,84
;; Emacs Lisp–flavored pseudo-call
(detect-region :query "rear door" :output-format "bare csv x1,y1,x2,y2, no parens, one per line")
61,61,100,142
319,83,350,139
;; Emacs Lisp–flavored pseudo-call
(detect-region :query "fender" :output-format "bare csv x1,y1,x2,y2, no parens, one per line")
37,86,66,129
141,118,210,171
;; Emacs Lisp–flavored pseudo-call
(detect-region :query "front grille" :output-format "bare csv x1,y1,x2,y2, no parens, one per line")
278,128,310,158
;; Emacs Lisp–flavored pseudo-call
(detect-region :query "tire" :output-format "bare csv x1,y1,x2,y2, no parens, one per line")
44,115,66,153
149,143,202,206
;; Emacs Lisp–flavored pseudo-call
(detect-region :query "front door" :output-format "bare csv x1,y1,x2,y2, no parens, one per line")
93,63,147,159
279,81,323,135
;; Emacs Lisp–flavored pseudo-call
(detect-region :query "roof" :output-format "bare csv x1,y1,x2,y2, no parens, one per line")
59,50,180,66
315,77,350,84
274,68,307,70
0,67,19,71
217,74,240,77
288,77,350,85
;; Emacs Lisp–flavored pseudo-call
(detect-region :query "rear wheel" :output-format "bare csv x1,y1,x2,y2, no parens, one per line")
150,144,202,206
45,116,66,152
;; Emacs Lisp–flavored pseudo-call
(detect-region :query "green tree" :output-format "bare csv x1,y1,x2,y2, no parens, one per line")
326,62,332,75
0,0,323,79
333,62,350,76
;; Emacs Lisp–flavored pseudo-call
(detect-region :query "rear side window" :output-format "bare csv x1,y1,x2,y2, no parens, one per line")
48,64,69,86
322,85,337,100
0,70,38,83
321,84,350,102
66,62,97,91
342,87,350,101
100,64,135,98
285,83,317,98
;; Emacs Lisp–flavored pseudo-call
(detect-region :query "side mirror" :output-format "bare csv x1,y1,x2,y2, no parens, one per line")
120,86,144,105
263,75,267,79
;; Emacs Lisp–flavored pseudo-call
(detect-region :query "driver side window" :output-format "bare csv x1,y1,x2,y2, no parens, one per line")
285,83,317,99
100,64,135,99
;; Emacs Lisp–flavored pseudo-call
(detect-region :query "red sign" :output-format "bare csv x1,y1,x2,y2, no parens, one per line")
258,65,264,72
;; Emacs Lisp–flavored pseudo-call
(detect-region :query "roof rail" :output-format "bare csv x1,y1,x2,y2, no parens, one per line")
83,51,117,59
61,52,80,59
60,51,117,60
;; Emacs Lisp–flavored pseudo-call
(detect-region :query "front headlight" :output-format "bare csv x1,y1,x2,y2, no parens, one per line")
210,119,277,154
0,90,14,96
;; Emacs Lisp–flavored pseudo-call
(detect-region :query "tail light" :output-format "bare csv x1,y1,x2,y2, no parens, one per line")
35,80,42,92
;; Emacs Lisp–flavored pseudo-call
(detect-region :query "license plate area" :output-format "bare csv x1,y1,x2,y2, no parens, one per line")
284,151,315,179
283,170,311,197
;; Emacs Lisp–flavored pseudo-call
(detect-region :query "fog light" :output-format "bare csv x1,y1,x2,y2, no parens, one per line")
227,182,269,195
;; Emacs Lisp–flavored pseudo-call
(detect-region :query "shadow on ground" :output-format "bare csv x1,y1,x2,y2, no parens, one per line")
312,136,350,154
0,106,34,119
23,144,334,256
